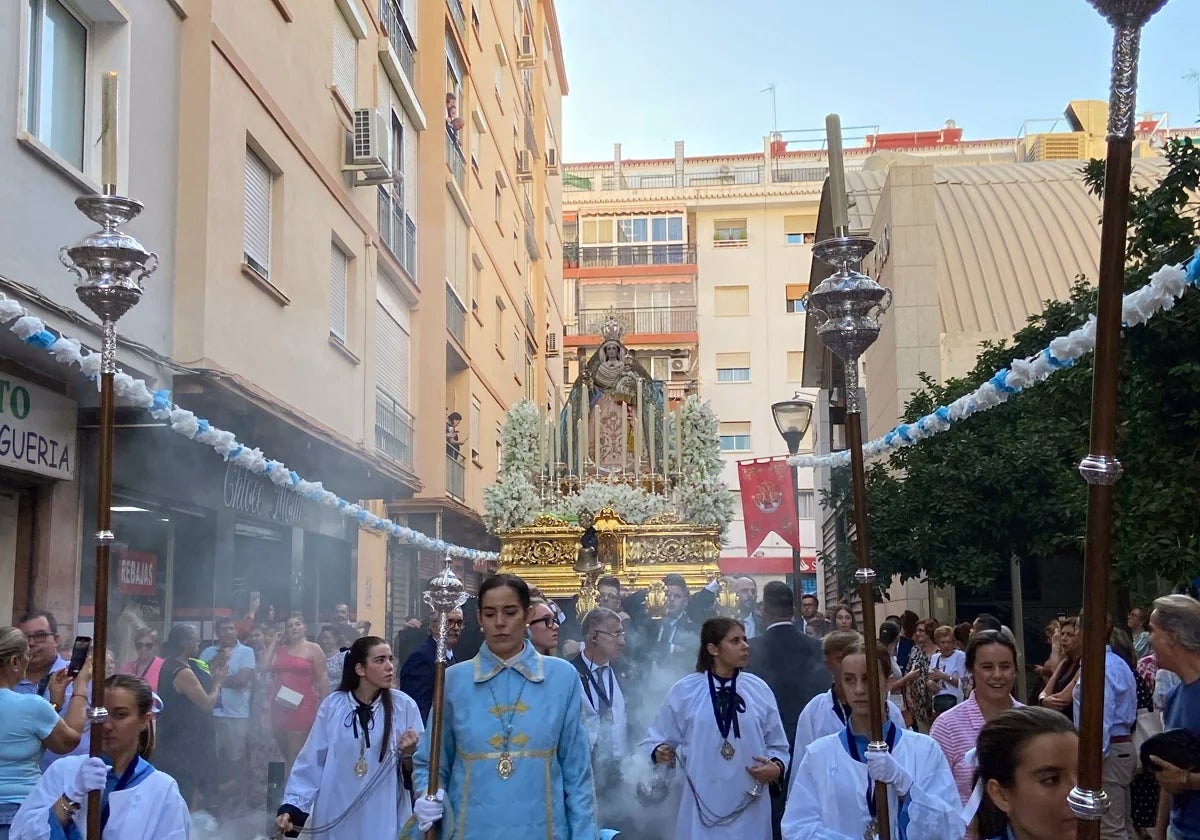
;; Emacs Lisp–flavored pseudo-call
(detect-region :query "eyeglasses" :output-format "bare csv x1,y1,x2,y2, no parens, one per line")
24,631,53,644
596,630,626,639
445,620,465,629
529,617,559,629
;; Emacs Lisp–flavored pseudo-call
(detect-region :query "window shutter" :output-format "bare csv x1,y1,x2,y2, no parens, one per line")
719,422,751,436
331,8,357,104
713,285,749,316
786,283,809,300
375,302,410,408
329,244,349,340
787,351,805,382
715,352,750,369
243,150,272,276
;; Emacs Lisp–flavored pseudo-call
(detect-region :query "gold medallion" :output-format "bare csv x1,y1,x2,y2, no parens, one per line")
497,753,514,780
353,757,368,778
863,818,878,840
720,739,735,760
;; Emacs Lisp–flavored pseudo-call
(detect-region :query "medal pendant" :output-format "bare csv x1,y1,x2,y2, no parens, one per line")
720,739,735,760
497,753,514,780
862,818,878,840
353,757,368,778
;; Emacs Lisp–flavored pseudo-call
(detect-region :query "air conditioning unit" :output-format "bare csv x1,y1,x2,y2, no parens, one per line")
347,109,388,170
517,34,537,67
516,149,533,182
545,331,559,357
670,356,690,373
545,147,559,174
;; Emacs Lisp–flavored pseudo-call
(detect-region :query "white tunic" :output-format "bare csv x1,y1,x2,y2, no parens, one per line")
780,727,964,840
791,689,906,769
641,671,789,840
8,755,189,840
282,689,423,840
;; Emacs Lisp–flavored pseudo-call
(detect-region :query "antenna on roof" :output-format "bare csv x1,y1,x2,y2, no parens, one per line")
761,83,777,134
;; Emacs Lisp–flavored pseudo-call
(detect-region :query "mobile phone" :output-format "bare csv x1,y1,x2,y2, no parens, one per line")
67,636,91,678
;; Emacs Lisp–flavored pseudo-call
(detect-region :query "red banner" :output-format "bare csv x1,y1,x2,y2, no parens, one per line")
737,458,801,554
117,549,157,596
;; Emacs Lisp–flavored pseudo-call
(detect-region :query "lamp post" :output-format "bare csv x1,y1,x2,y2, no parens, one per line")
805,111,894,840
771,398,814,614
1072,2,1169,835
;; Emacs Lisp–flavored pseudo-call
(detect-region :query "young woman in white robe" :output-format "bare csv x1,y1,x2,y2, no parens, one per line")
791,630,906,770
275,636,422,840
8,674,190,840
643,616,790,840
781,644,963,840
972,707,1079,840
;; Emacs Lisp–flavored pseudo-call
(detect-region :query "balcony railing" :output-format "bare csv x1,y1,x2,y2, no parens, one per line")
379,0,416,83
566,167,763,191
599,173,677,190
446,451,466,501
446,126,465,189
446,284,467,346
568,307,697,337
684,166,761,186
523,295,535,331
446,0,465,37
374,391,414,469
563,243,696,269
378,185,417,279
772,165,829,183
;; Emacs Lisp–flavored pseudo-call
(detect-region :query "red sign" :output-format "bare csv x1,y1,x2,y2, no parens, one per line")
737,457,801,554
118,549,157,596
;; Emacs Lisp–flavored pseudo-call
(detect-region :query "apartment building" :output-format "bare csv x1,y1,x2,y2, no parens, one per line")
0,0,183,633
562,126,1032,593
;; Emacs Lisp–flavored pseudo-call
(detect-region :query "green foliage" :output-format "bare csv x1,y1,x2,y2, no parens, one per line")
838,139,1200,602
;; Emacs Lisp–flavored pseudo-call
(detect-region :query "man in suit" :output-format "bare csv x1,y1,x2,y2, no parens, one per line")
398,607,464,724
745,581,832,840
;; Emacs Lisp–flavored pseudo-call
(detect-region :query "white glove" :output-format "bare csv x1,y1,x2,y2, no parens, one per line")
65,756,109,803
414,789,445,832
865,750,912,796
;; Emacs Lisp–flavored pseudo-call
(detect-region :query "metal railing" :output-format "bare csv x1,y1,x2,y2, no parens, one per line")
379,0,416,83
446,126,465,188
374,391,414,469
772,165,829,183
685,166,761,186
446,0,465,37
403,213,417,278
446,284,467,346
568,306,697,336
564,243,696,269
446,451,466,501
378,184,417,280
599,173,677,191
524,295,535,331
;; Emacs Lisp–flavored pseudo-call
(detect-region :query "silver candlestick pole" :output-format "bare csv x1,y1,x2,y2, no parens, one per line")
806,224,893,838
59,191,158,840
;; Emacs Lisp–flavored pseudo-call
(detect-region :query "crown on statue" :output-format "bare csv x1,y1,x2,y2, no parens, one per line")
600,310,627,343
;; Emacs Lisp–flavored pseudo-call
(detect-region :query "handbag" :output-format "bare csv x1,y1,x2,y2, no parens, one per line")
1140,727,1200,773
1132,707,1163,755
275,685,304,710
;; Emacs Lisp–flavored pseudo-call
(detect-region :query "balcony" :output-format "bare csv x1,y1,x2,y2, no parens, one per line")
564,243,696,269
523,295,535,332
374,391,414,469
446,125,465,189
446,451,466,501
379,0,415,83
446,284,467,346
378,185,417,280
446,0,465,38
772,164,829,183
568,307,697,337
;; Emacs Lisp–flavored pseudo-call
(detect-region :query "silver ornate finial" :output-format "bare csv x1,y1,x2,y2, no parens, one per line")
1085,0,1167,27
1084,0,1171,140
423,557,469,615
60,195,158,326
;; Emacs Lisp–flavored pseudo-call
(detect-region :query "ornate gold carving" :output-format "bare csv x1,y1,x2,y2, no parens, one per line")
532,514,569,528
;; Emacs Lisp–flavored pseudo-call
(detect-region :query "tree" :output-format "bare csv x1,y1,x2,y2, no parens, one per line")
822,138,1200,604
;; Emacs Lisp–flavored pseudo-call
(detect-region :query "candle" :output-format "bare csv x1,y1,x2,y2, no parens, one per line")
101,72,119,191
825,113,849,232
594,399,601,473
552,411,559,482
580,381,589,473
567,401,574,475
633,384,642,475
575,419,582,478
648,391,656,475
674,407,682,474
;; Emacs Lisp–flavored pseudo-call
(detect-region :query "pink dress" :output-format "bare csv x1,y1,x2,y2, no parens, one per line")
270,648,319,732
120,656,164,692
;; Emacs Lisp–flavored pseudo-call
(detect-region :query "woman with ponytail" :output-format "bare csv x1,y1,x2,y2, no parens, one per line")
8,674,188,839
276,636,422,839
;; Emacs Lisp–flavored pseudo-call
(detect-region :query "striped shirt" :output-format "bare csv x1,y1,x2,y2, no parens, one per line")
929,692,1023,806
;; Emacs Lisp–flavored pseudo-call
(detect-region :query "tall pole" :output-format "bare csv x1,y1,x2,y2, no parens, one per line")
1071,3,1168,835
60,71,157,837
789,456,804,616
420,559,468,840
806,113,894,840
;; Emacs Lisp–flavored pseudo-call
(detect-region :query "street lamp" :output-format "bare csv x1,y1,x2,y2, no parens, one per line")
771,397,813,613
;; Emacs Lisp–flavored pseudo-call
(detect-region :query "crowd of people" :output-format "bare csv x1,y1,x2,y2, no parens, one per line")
4,582,1200,839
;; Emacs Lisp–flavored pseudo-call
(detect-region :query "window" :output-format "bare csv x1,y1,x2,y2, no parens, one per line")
718,422,751,452
494,184,503,223
243,148,273,278
495,422,504,466
470,252,483,311
786,283,809,313
512,328,521,379
329,242,349,341
375,298,410,408
797,490,816,520
495,296,506,351
25,0,88,170
786,351,805,382
784,214,816,246
331,5,357,105
714,218,748,244
713,285,750,317
470,397,481,462
648,356,670,382
715,352,751,383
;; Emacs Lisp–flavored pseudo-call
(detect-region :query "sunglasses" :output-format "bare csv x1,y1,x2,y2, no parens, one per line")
529,616,559,629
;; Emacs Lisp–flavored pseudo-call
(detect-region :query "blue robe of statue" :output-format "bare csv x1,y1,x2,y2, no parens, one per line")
407,640,598,839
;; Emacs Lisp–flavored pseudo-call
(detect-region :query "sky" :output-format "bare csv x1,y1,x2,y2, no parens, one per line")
556,0,1200,163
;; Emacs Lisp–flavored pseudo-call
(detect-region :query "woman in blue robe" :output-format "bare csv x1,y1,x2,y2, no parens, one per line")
408,573,597,839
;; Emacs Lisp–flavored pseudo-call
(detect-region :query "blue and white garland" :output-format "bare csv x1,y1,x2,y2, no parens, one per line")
0,298,498,564
789,250,1200,470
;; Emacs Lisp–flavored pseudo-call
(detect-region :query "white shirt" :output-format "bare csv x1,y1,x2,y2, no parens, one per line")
791,688,907,770
580,652,627,760
930,648,968,701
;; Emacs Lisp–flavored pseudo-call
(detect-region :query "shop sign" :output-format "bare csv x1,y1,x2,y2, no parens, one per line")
0,376,76,480
118,549,157,596
223,464,308,526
